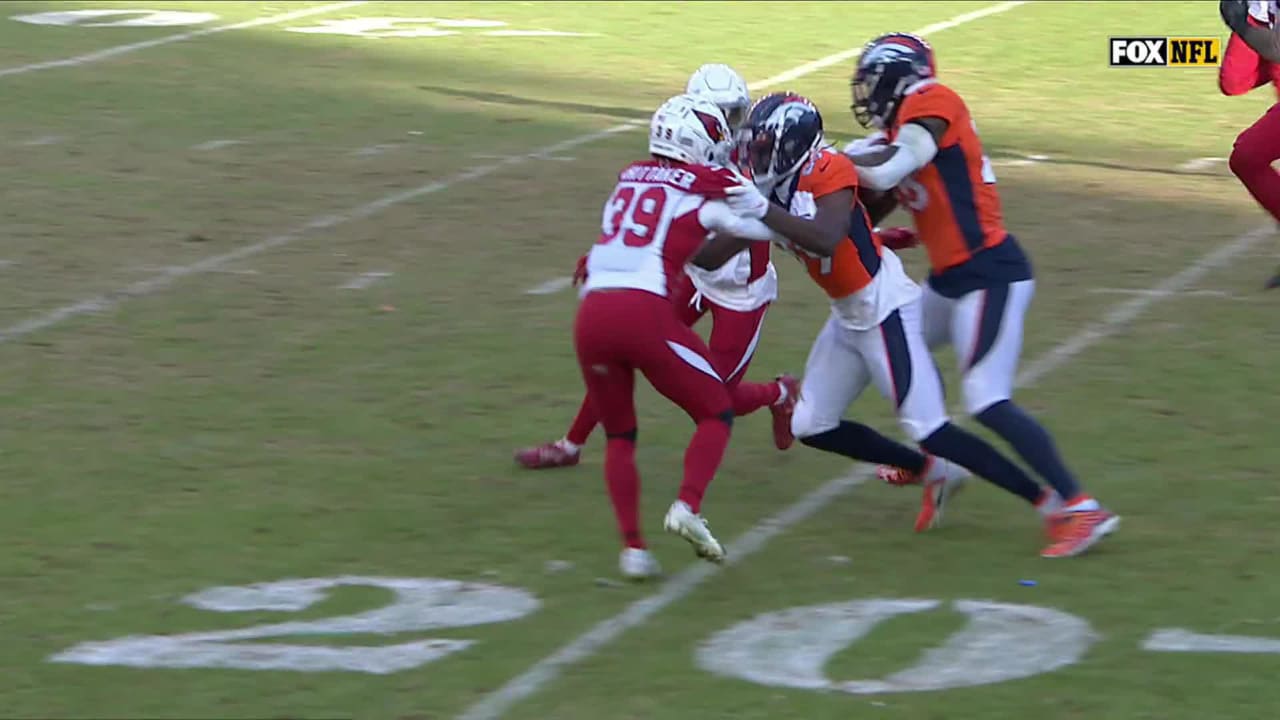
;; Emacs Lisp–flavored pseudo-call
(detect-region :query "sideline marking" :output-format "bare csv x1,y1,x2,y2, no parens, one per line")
0,2,367,79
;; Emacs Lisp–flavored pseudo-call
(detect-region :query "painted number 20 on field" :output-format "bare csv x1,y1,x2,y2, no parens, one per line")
49,576,1280,693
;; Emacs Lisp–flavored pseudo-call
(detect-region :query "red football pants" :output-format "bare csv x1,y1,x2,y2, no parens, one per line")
574,289,733,548
565,275,772,446
1230,102,1280,224
1220,30,1280,98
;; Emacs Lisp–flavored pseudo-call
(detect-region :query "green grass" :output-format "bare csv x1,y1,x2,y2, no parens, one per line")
0,1,1278,718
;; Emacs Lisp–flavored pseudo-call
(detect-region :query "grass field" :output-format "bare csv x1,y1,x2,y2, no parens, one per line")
2,1,1280,718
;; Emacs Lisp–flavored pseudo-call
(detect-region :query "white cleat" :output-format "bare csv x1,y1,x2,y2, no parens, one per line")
914,457,970,532
663,500,725,563
618,548,662,581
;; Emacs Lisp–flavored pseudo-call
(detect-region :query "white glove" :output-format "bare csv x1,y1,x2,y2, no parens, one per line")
725,182,769,219
842,131,888,157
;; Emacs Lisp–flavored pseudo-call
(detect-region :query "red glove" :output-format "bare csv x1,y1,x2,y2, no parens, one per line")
572,253,589,286
877,226,919,250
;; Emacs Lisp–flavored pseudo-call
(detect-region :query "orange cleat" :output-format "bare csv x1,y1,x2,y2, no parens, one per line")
1041,509,1120,558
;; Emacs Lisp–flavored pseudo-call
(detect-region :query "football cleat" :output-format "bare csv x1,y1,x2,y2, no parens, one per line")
514,440,580,470
771,374,800,450
912,457,969,532
619,547,662,581
1041,508,1120,558
663,500,725,563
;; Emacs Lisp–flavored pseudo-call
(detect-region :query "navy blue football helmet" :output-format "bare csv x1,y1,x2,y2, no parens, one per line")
851,32,936,130
740,92,824,193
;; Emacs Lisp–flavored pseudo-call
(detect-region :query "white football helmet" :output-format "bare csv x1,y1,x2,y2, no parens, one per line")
686,63,750,130
649,93,734,166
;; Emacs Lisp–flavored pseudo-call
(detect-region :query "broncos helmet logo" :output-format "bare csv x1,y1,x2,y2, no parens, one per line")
852,36,933,129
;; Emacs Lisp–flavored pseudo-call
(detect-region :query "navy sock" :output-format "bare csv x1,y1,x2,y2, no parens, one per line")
800,421,927,472
976,400,1082,500
920,422,1042,504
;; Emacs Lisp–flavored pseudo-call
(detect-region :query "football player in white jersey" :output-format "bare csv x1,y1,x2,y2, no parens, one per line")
517,64,801,478
574,93,779,579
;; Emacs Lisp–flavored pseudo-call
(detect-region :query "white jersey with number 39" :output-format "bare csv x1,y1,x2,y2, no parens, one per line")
585,160,778,298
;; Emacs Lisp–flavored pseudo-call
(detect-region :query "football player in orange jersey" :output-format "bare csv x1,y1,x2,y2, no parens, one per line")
843,32,1118,558
727,93,1064,536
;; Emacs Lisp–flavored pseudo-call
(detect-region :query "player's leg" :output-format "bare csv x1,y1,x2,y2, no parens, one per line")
671,271,709,328
704,301,798,448
634,314,733,563
954,280,1118,557
1228,102,1280,285
514,394,595,469
920,283,954,351
791,315,932,472
514,275,709,471
574,294,659,579
864,300,1047,532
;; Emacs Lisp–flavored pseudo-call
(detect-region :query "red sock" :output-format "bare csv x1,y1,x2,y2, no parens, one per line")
729,380,781,417
1230,105,1280,223
604,436,644,548
565,395,598,447
678,416,732,513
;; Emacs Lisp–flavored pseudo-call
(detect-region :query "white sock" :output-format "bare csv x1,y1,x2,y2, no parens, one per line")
555,438,581,454
1035,490,1064,518
1063,496,1100,512
773,380,790,405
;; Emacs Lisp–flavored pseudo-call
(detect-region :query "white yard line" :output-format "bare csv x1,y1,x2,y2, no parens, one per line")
524,277,574,295
457,223,1274,720
746,1,1027,92
191,139,246,152
0,2,366,79
338,271,393,290
1088,287,1237,299
1178,157,1226,172
0,122,638,345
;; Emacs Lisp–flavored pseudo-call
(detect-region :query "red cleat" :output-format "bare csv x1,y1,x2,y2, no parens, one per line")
514,441,580,470
770,374,800,450
876,226,919,250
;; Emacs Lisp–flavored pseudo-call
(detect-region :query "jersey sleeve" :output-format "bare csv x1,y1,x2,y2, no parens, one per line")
684,164,742,199
698,200,786,242
803,150,860,199
896,84,967,146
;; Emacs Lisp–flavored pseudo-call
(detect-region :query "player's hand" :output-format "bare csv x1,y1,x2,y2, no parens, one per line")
725,182,769,219
1221,0,1250,33
572,253,589,286
877,226,919,250
843,132,887,156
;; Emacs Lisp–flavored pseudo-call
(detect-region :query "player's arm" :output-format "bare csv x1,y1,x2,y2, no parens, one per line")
691,200,783,269
861,188,900,226
690,233,750,270
844,117,947,191
758,189,853,258
1222,0,1280,62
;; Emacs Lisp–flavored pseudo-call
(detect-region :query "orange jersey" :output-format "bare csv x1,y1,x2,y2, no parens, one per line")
890,81,1008,273
781,147,883,300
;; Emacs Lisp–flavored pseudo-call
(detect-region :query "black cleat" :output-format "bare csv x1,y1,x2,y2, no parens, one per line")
1267,270,1280,290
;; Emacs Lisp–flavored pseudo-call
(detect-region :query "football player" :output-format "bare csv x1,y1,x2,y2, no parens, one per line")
1220,1,1280,99
574,93,779,579
1221,0,1280,287
727,93,1063,537
517,63,798,474
843,32,1118,557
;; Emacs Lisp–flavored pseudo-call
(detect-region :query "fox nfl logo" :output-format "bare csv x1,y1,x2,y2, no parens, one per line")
1109,37,1221,67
